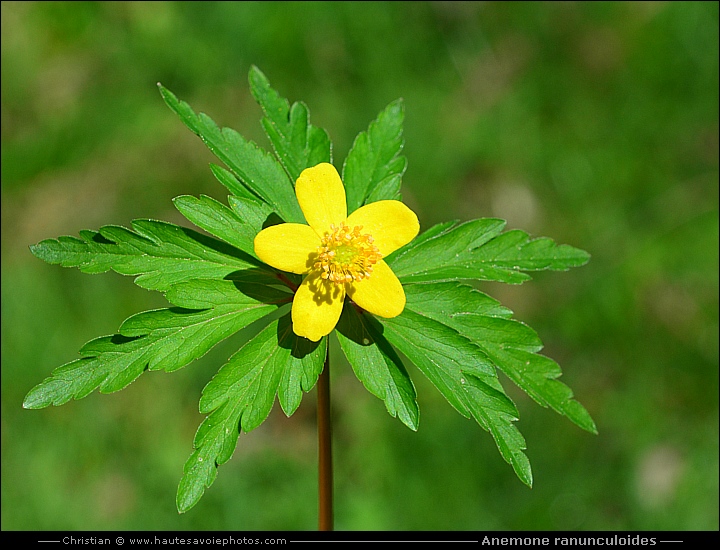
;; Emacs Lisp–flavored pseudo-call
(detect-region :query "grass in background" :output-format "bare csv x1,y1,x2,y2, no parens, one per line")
2,1,717,530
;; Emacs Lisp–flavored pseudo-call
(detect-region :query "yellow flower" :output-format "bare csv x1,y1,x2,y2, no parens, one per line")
254,163,420,341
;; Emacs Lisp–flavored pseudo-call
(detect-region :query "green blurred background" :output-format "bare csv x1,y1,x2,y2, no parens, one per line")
2,1,718,531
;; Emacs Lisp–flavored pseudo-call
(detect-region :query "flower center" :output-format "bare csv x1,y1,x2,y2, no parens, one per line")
315,223,382,285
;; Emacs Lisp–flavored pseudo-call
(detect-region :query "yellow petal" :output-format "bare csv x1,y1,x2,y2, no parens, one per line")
292,270,346,341
296,163,347,236
346,260,405,318
254,223,320,274
344,200,419,257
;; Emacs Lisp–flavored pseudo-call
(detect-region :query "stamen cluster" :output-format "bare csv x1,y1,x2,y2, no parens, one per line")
315,223,381,284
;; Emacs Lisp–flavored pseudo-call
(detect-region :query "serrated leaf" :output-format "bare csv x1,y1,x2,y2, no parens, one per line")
375,310,496,415
399,278,514,319
158,84,304,223
30,219,269,292
23,280,289,409
388,218,507,280
384,220,458,265
177,315,326,512
490,347,596,434
471,229,591,272
342,99,406,212
208,163,263,203
376,310,532,485
403,283,597,434
388,218,590,284
366,173,402,203
463,374,533,486
163,277,291,310
173,194,274,260
336,305,418,431
176,442,220,516
249,65,332,182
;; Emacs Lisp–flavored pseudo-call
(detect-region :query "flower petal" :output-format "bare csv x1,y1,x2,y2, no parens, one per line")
292,270,346,341
296,163,347,236
346,260,405,318
254,223,320,274
344,200,419,256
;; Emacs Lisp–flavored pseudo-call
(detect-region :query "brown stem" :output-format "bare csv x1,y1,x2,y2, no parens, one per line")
276,272,298,292
317,350,333,531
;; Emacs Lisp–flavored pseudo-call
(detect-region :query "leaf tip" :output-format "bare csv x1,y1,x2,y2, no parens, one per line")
248,65,268,89
171,194,192,207
515,455,534,488
390,97,405,110
22,398,36,410
22,388,46,410
579,249,592,265
176,477,202,515
29,239,63,264
176,497,191,515
157,83,177,105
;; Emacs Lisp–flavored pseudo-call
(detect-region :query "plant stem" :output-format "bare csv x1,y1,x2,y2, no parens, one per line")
276,272,298,292
317,350,333,531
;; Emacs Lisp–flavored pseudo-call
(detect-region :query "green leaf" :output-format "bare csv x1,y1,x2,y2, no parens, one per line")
173,194,274,260
23,280,289,409
30,220,268,292
376,310,532,485
472,229,591,272
384,220,458,265
376,310,495,414
177,315,326,513
366,173,402,204
388,219,590,284
208,163,263,203
336,305,418,431
248,65,332,182
342,99,406,212
388,218,508,281
164,278,291,310
403,283,597,434
461,374,533,487
158,83,304,223
400,279,514,319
